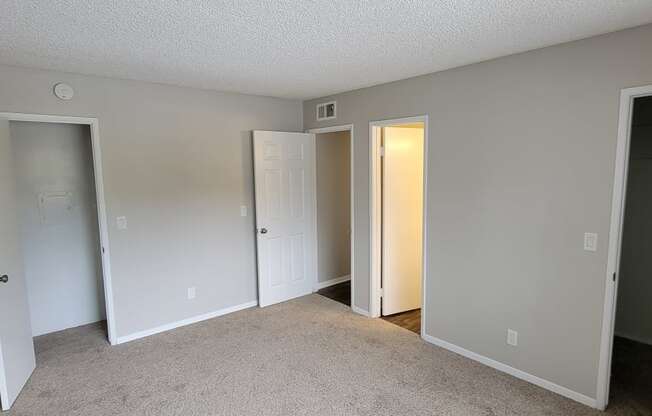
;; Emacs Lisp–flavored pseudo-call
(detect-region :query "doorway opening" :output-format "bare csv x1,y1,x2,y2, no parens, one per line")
10,120,108,337
0,114,115,410
306,126,354,309
600,93,652,413
597,85,652,411
370,116,427,335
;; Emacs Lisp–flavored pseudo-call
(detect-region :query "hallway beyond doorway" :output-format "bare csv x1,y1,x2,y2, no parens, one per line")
317,281,421,334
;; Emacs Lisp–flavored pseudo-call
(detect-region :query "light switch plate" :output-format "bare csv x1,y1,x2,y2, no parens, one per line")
507,329,518,346
240,205,247,217
116,216,128,230
584,232,598,252
187,287,196,300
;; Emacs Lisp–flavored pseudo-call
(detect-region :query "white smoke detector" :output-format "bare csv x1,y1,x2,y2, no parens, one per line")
53,83,74,100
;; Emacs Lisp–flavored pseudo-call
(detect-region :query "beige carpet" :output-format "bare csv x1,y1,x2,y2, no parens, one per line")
4,295,624,415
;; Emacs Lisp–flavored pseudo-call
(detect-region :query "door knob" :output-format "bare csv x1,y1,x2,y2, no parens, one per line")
0,275,7,283
259,228,268,234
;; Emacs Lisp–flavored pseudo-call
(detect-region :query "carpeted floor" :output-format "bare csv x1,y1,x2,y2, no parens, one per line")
3,294,632,416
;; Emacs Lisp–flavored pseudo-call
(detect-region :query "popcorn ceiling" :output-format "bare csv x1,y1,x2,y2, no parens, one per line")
1,0,651,99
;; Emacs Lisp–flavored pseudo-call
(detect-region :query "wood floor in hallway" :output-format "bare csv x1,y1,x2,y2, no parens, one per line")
317,280,421,334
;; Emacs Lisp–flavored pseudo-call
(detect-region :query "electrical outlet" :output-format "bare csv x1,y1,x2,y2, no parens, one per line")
187,287,196,300
507,329,518,346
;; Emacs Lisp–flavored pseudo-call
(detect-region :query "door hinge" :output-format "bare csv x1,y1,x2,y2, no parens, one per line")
380,146,385,157
101,246,105,254
612,272,616,282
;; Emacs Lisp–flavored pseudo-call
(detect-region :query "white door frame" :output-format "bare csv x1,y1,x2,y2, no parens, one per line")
369,115,428,333
0,112,117,345
306,124,355,308
596,84,652,410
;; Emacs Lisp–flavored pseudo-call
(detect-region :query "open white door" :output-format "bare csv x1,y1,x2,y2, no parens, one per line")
0,118,36,410
253,131,316,307
381,126,424,316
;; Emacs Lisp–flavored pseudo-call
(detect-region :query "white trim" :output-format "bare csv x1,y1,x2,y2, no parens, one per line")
351,305,370,317
596,84,652,410
116,300,258,344
369,124,382,318
0,112,97,125
310,133,319,303
314,275,351,290
422,116,429,337
307,124,355,312
369,116,429,328
307,124,353,134
0,340,8,411
421,333,597,409
0,112,117,345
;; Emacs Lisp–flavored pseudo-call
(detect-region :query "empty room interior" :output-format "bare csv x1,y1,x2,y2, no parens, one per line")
2,2,652,415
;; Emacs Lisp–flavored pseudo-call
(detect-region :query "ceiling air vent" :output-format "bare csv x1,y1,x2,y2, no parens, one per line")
316,101,336,121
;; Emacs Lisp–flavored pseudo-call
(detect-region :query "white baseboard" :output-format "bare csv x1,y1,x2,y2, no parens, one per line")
614,331,652,346
314,274,351,290
351,305,370,317
33,316,106,337
421,333,597,409
116,300,258,344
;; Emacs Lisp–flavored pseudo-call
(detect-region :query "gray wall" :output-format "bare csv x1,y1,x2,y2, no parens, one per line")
11,121,105,336
316,131,351,283
616,96,652,345
0,64,302,339
303,24,652,400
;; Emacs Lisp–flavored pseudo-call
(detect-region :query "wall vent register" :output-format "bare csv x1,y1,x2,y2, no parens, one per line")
316,101,336,121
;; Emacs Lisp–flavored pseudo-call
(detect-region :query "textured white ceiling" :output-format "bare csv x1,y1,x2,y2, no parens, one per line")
2,1,652,99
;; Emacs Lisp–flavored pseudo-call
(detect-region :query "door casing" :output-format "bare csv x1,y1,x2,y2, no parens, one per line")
368,115,429,335
0,112,117,346
596,84,652,410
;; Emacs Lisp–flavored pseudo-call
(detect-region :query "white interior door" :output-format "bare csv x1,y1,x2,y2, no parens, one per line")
0,118,36,410
382,126,424,316
253,131,316,307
